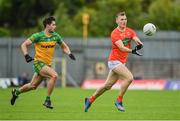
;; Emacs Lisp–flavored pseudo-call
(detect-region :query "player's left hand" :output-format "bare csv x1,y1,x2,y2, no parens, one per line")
69,53,76,60
136,44,143,50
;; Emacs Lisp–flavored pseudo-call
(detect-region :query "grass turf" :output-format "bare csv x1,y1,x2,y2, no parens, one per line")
0,88,180,120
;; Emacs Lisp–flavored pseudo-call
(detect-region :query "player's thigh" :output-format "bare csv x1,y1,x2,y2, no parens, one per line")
39,65,58,78
104,70,119,87
113,65,133,81
30,73,43,87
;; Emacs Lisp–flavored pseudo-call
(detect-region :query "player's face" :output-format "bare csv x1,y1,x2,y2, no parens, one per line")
116,15,127,28
47,21,56,33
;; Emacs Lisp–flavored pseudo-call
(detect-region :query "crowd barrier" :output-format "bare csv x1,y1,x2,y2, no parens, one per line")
82,79,180,90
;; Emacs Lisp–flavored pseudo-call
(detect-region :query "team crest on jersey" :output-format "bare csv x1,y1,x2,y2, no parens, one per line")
126,32,131,36
122,38,131,45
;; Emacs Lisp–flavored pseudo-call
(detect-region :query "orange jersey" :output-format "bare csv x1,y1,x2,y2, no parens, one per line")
28,31,63,65
108,27,136,63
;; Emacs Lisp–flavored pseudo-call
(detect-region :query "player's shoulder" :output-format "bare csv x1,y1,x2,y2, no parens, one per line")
52,32,60,36
126,27,135,33
52,32,62,38
52,32,63,42
111,28,119,36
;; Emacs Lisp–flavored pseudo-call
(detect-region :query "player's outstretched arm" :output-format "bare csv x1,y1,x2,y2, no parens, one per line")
60,42,76,61
133,36,143,50
21,39,34,63
115,39,142,56
115,40,132,53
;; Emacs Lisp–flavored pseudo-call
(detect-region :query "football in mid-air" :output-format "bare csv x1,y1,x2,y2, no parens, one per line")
143,23,156,36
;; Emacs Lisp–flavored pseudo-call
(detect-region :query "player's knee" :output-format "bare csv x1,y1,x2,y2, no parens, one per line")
30,83,37,90
127,75,134,83
51,73,58,81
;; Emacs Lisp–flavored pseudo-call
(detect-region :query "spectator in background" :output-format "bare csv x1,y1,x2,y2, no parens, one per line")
18,72,29,86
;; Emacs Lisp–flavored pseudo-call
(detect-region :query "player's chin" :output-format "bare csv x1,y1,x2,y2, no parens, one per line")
119,25,126,28
119,24,126,28
122,24,126,28
50,30,55,33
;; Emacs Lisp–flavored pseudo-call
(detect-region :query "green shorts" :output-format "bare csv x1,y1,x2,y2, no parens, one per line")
33,60,47,74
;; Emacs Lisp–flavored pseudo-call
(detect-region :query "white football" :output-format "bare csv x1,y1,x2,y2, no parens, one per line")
143,23,156,36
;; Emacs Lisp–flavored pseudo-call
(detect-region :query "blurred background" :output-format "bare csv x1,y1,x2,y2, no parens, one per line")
0,0,180,89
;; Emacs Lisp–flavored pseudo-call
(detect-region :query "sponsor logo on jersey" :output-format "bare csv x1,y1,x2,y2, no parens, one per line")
41,45,55,48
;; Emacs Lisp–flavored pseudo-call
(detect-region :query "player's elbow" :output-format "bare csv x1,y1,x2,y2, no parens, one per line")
21,39,32,49
21,41,27,50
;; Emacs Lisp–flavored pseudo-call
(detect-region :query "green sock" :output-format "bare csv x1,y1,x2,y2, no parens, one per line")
46,96,50,101
15,89,21,96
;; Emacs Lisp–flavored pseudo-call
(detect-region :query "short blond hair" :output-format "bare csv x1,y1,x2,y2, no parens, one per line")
116,11,126,18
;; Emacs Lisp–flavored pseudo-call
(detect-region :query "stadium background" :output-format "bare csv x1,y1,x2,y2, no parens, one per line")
0,0,180,120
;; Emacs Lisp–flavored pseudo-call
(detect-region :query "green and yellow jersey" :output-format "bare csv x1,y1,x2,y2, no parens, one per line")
28,31,63,65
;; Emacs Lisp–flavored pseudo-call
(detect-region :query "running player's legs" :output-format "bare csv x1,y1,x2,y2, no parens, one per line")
92,70,119,98
39,65,58,97
10,73,43,105
84,70,119,112
19,73,43,93
113,64,133,97
39,65,58,109
110,64,133,112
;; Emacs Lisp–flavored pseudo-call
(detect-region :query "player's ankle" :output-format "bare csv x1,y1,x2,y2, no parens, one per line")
117,95,123,102
89,96,95,103
15,89,20,96
45,96,51,101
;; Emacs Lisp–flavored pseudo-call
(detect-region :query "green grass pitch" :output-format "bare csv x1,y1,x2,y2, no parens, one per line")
0,88,180,120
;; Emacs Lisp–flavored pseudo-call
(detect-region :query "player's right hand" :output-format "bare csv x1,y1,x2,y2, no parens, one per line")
132,47,143,56
24,54,34,63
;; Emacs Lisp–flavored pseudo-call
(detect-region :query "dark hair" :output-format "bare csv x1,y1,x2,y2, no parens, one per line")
43,16,56,28
116,11,126,18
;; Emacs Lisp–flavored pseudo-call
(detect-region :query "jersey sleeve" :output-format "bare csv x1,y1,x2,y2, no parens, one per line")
111,31,122,43
56,34,63,45
130,29,136,39
28,33,39,43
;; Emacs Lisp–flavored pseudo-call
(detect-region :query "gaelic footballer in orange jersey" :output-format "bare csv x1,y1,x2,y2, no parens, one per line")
84,11,143,112
109,27,136,64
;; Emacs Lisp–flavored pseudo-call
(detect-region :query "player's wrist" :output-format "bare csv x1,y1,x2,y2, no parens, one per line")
24,54,33,63
24,54,29,57
131,49,136,54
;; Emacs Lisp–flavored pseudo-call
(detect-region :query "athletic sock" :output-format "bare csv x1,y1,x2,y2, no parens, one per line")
117,95,123,102
15,89,20,96
45,96,50,101
89,96,95,103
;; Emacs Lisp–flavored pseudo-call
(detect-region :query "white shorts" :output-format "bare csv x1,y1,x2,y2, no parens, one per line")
108,61,124,70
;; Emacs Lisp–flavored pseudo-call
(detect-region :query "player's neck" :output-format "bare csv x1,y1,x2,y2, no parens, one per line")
44,29,52,37
117,26,126,32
